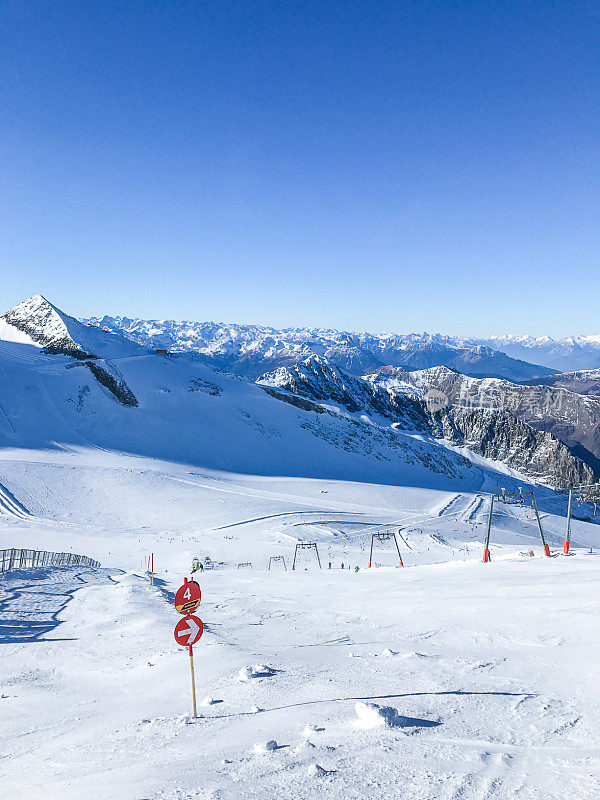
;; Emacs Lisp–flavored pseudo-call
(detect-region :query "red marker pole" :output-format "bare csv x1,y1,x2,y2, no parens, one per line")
483,495,494,562
151,552,154,586
564,489,572,554
531,496,551,557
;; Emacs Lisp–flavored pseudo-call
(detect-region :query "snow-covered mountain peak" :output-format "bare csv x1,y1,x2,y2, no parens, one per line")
1,295,144,359
0,294,72,347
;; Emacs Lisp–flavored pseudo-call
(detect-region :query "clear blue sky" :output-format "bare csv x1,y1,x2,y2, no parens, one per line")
1,1,598,336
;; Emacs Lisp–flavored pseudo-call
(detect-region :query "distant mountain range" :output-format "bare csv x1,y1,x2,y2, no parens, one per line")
85,315,559,382
458,335,600,373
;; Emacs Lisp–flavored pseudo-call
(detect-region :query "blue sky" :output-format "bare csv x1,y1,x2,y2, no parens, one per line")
1,1,598,336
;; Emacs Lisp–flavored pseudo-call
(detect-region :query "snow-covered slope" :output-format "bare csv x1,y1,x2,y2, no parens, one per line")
85,316,557,381
4,297,600,800
2,550,600,800
3,301,600,800
1,445,599,800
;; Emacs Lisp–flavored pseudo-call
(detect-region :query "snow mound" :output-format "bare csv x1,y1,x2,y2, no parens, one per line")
200,696,218,707
353,701,404,729
252,740,278,754
307,763,335,778
238,664,277,681
302,724,323,738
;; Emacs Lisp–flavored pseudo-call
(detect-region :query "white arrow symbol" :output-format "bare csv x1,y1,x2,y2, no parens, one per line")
179,617,199,644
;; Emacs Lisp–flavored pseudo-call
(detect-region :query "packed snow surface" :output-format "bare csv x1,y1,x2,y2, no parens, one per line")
0,448,599,799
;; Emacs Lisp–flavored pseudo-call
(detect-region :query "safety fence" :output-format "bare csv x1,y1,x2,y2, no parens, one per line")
0,548,100,573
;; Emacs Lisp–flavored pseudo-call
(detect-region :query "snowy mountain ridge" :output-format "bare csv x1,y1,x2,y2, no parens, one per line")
0,297,504,489
85,314,556,381
84,313,600,374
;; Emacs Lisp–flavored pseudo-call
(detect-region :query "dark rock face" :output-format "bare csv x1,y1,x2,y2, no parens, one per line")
84,362,138,407
367,365,600,480
260,357,595,486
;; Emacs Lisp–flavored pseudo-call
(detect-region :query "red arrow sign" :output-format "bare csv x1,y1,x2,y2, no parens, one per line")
174,581,201,614
174,614,204,647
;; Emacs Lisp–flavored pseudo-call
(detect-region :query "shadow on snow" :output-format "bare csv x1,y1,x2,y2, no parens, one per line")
0,566,117,644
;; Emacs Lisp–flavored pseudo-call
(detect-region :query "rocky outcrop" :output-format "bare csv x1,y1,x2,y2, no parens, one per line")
260,356,429,429
84,361,138,407
371,366,600,475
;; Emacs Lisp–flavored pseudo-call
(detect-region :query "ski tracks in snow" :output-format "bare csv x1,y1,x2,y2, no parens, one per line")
0,480,31,520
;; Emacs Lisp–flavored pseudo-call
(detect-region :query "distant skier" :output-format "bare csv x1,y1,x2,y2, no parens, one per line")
354,565,360,572
341,562,344,569
328,561,332,569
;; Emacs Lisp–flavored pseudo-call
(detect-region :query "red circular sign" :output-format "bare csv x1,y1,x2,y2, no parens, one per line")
174,581,201,614
174,614,204,647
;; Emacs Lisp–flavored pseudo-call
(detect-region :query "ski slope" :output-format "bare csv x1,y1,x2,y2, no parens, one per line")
0,448,599,798
1,553,599,799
